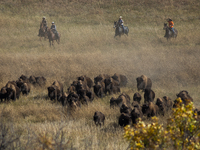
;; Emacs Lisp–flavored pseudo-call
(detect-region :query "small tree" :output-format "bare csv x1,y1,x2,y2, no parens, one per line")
167,98,200,150
124,98,200,150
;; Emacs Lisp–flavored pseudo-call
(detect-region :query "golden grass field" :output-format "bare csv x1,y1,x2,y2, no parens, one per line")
0,0,200,149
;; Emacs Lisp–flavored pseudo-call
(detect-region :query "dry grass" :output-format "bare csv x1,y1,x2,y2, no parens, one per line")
0,0,200,149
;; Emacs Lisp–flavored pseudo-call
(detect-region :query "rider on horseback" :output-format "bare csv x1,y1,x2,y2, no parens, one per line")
167,18,175,35
41,16,47,32
118,16,125,34
51,22,59,39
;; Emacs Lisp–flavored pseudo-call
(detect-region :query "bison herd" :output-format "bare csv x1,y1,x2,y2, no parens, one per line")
94,75,198,127
0,74,199,128
0,75,46,102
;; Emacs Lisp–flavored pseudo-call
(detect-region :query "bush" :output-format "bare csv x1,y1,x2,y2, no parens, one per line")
124,98,200,150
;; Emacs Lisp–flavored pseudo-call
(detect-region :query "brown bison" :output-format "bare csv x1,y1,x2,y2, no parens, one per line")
93,81,105,98
118,113,132,127
131,105,143,124
144,89,155,103
120,103,132,114
133,92,142,104
77,75,93,89
176,90,193,105
194,108,200,120
104,78,120,95
29,75,46,87
142,102,158,118
0,87,15,102
93,111,105,127
59,92,68,106
136,75,152,91
5,81,20,101
94,74,110,85
155,98,166,116
112,73,128,87
18,74,29,83
47,81,63,101
76,80,90,94
110,93,131,108
16,79,31,95
66,92,81,108
162,96,173,111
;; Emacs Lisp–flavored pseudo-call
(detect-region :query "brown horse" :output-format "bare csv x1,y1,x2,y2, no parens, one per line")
47,29,61,46
38,22,48,40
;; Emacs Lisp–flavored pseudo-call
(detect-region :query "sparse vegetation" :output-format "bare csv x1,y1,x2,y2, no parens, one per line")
0,0,200,149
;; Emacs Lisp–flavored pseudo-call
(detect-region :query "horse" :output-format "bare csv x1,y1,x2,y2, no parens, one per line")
38,22,48,40
163,23,178,41
113,21,129,38
47,28,61,46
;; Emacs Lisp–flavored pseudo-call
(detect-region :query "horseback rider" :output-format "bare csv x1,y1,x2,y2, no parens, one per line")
118,16,125,34
167,18,175,35
41,16,47,31
51,22,59,39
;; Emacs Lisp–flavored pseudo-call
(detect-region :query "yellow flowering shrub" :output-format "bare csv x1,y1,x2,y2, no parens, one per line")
167,98,200,150
124,98,200,150
124,117,167,149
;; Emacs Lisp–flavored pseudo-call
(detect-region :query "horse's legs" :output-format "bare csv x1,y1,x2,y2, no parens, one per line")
49,39,51,46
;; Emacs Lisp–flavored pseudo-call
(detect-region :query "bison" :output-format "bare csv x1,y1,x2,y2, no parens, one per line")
29,75,46,87
144,89,155,103
155,98,166,116
131,105,143,124
118,113,132,127
77,75,93,89
94,74,110,85
16,79,31,95
0,87,15,102
112,73,128,87
142,102,158,118
162,96,173,111
104,78,120,95
136,75,152,91
110,93,131,108
176,90,193,105
133,92,142,104
93,111,105,127
93,81,105,98
47,81,63,101
5,81,20,101
120,103,132,114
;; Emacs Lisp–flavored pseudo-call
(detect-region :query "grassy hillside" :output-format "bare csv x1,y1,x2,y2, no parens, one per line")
0,0,200,149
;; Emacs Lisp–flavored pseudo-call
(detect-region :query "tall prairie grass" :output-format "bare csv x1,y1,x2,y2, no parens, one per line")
0,0,200,149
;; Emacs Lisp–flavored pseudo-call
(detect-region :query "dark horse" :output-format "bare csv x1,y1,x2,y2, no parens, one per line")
38,22,48,40
113,21,129,38
163,23,178,41
47,29,61,46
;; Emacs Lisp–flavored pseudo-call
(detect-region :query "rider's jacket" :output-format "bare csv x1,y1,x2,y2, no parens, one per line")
51,25,57,30
118,19,124,26
42,20,47,26
168,21,174,28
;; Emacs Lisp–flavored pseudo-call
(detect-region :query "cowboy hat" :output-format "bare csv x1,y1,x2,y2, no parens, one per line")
119,16,122,19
